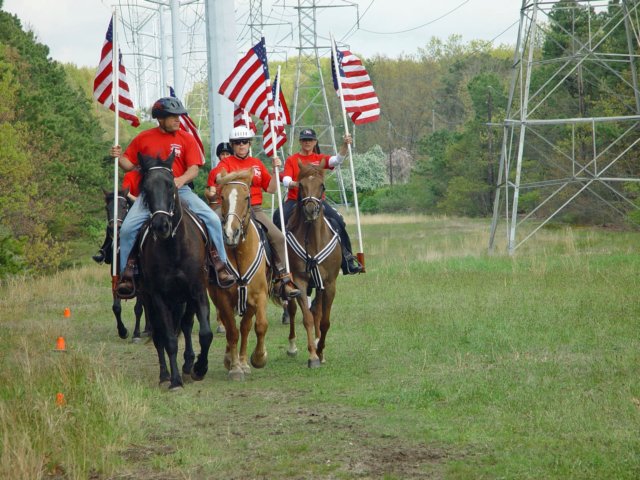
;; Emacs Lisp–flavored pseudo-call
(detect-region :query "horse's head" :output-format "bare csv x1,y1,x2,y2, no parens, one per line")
218,168,253,247
103,188,130,236
139,151,177,240
297,159,326,222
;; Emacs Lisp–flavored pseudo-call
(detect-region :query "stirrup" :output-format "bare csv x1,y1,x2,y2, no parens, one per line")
276,273,301,299
116,279,136,299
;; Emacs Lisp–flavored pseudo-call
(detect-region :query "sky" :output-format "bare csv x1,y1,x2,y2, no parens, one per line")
3,0,521,68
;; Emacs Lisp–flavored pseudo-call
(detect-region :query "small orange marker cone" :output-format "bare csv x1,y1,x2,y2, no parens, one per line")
63,307,71,318
54,336,66,352
55,392,66,406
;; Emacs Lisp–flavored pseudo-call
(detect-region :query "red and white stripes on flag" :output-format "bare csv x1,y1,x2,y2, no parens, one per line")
218,37,275,124
169,86,205,163
262,73,290,157
93,18,140,127
233,104,257,134
331,47,380,125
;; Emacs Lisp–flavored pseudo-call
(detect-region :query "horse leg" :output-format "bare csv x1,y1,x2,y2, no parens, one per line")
216,295,243,380
312,290,324,345
132,297,146,342
287,296,298,356
181,304,196,376
192,290,213,381
238,305,255,374
145,299,170,386
250,296,268,369
112,294,129,339
316,283,336,364
158,299,183,390
296,292,321,368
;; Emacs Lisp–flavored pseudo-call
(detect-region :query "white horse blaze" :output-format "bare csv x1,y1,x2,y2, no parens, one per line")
225,188,239,238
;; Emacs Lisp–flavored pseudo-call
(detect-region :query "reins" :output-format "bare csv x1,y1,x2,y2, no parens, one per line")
146,166,183,238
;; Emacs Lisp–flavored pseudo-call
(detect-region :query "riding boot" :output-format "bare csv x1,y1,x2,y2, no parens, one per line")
209,247,235,289
274,269,301,300
92,249,106,264
341,244,363,275
116,256,138,299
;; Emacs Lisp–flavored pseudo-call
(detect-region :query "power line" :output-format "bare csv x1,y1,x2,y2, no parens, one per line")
358,0,471,35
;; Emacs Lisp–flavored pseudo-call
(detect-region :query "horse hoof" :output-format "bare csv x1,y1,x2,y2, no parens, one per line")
281,311,290,324
228,369,245,381
287,349,298,357
118,330,129,340
307,359,322,368
191,372,204,381
169,384,184,392
216,325,226,334
251,353,267,369
131,336,142,344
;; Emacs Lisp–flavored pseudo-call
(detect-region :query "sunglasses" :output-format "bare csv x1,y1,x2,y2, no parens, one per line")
231,139,251,145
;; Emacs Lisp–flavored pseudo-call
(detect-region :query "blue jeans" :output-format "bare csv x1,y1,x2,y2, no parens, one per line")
119,186,226,271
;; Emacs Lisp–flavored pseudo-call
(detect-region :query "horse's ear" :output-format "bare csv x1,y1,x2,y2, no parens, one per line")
138,152,151,172
123,187,130,197
297,158,304,169
165,149,176,169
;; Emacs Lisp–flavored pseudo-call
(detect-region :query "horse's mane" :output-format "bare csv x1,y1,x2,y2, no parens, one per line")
298,161,325,181
218,168,254,186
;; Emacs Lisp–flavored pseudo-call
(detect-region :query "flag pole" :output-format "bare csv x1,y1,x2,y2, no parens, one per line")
330,34,365,272
111,8,121,284
271,65,290,273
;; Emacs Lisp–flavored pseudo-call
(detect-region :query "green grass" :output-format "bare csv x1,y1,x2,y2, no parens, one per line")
1,215,639,479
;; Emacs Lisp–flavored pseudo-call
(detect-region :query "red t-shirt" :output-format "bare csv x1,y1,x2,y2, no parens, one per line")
283,152,332,201
123,127,203,193
122,170,141,197
208,155,272,206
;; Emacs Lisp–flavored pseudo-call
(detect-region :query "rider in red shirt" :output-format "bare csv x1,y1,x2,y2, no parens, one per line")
275,128,363,275
207,126,301,300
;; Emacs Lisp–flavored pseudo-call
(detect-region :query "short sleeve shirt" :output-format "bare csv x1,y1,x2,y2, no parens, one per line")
208,155,272,206
283,152,332,201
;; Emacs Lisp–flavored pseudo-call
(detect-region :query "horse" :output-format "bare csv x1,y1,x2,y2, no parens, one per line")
137,151,213,390
101,189,147,341
284,160,342,368
207,168,269,381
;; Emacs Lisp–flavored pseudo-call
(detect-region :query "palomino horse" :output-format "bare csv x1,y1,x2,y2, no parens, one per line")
101,189,146,341
138,152,213,390
284,160,342,367
208,169,269,381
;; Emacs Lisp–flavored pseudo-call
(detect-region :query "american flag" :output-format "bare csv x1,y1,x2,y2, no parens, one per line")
331,47,380,125
233,104,257,134
218,37,276,125
169,86,205,163
93,18,140,127
263,72,290,157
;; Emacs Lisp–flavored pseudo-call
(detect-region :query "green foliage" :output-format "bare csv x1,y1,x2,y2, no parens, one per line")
0,8,111,278
341,144,388,194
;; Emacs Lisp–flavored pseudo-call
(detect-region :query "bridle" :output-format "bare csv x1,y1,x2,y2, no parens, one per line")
222,181,251,241
147,166,182,237
299,181,325,222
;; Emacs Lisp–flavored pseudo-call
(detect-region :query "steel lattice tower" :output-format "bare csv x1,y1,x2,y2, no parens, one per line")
489,0,640,253
289,0,352,206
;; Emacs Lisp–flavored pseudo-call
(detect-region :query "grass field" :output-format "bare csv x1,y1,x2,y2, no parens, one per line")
1,215,639,479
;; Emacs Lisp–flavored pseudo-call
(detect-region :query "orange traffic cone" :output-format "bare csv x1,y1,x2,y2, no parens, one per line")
54,336,66,352
63,307,71,318
55,392,66,406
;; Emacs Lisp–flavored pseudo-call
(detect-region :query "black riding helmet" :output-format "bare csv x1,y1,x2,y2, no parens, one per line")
151,97,187,119
216,142,233,158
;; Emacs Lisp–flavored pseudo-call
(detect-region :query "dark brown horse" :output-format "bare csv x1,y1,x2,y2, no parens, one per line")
208,169,269,381
100,189,146,341
138,152,213,390
284,160,342,367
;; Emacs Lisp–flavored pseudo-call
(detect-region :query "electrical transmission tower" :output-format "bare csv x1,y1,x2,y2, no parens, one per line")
489,0,640,253
289,0,357,207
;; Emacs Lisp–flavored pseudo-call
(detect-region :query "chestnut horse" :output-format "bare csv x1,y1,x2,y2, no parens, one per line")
101,189,146,341
284,160,342,367
138,152,213,390
208,169,269,381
